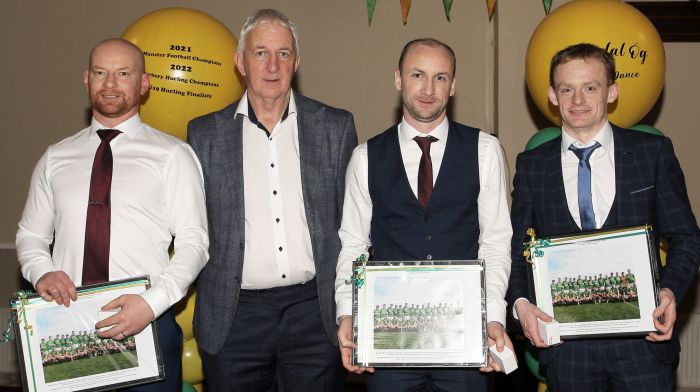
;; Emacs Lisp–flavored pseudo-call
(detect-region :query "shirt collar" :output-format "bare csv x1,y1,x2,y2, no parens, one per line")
89,113,142,139
561,121,613,153
235,90,296,133
398,116,449,145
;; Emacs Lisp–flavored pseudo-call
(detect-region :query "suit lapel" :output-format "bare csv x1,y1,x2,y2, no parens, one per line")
544,138,579,230
216,102,245,229
296,94,322,239
603,126,632,228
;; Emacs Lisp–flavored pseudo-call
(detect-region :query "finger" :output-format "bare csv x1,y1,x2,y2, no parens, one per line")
58,289,72,308
534,308,553,322
479,366,494,373
66,283,78,302
495,332,505,351
101,296,124,311
49,288,65,306
526,326,547,348
39,289,55,303
340,350,362,373
648,325,674,342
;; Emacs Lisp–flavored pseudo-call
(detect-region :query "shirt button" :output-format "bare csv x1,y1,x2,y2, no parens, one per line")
273,190,278,195
425,235,432,241
282,274,286,279
276,218,280,223
426,254,432,260
271,163,275,168
279,246,283,252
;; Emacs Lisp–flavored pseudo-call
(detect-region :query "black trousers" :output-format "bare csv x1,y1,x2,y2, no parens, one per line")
201,279,344,392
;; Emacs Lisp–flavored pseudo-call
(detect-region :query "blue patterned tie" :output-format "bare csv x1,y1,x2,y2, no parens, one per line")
569,142,601,231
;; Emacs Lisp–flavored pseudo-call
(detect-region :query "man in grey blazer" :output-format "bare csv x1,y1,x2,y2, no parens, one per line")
187,8,357,392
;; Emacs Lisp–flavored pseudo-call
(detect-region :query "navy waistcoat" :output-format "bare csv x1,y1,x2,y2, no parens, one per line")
367,122,481,261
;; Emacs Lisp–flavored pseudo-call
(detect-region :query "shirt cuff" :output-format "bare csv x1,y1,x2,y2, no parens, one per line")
336,302,352,324
139,286,169,320
29,263,59,288
487,300,507,326
512,297,530,320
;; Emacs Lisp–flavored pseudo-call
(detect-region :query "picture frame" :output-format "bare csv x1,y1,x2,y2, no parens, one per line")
352,260,486,367
525,225,660,339
10,276,164,392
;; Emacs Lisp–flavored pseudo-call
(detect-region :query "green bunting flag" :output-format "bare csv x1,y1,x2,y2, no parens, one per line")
443,0,453,21
367,0,377,25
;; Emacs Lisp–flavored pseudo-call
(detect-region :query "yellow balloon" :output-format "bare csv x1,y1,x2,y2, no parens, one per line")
538,382,549,392
174,288,196,341
122,8,244,140
526,0,665,128
182,338,205,384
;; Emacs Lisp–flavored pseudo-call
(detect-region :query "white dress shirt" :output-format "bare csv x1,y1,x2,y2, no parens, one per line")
237,92,315,289
16,114,209,318
561,122,616,229
335,117,512,325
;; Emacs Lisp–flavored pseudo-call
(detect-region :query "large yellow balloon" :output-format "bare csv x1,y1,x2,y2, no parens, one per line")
122,8,244,140
526,0,665,128
182,338,205,384
174,288,196,341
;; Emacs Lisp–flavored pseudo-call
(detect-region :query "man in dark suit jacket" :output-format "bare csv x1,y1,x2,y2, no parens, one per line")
508,43,700,391
187,9,357,391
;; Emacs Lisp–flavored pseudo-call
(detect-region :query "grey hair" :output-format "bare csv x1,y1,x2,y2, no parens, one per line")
237,9,299,54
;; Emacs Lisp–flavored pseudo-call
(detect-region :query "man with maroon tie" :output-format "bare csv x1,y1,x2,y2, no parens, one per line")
334,38,513,391
16,38,209,391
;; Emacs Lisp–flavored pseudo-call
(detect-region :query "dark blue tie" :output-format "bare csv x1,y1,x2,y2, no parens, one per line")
569,142,601,231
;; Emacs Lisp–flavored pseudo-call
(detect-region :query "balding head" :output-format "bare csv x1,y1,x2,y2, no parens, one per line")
89,38,146,74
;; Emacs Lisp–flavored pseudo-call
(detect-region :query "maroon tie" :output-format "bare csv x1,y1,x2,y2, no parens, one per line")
413,135,438,208
82,129,121,285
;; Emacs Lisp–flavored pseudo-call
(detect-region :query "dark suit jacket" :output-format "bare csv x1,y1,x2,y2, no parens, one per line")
507,125,700,364
187,92,357,354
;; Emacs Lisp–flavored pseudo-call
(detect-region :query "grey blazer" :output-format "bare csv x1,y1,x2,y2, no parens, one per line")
187,92,357,354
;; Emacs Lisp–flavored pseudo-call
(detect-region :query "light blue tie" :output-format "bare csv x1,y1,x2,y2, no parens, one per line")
569,142,601,231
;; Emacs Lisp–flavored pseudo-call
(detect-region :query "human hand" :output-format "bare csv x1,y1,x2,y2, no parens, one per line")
35,271,77,307
337,315,374,374
514,300,553,348
480,321,515,373
646,288,676,342
95,294,155,341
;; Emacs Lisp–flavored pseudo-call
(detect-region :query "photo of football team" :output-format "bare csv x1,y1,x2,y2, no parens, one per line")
372,302,465,350
551,269,641,323
39,329,138,383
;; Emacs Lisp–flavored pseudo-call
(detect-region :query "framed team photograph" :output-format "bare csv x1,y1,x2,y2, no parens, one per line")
352,260,487,367
527,225,660,339
10,276,163,392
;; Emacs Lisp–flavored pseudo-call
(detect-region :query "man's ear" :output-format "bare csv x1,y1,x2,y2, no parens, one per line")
548,86,559,107
235,52,246,77
140,73,151,96
83,70,89,91
607,83,619,104
394,69,401,91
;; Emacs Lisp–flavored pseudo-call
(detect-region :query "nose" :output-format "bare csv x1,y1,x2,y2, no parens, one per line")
422,79,435,96
572,89,584,105
104,73,117,88
267,54,279,73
